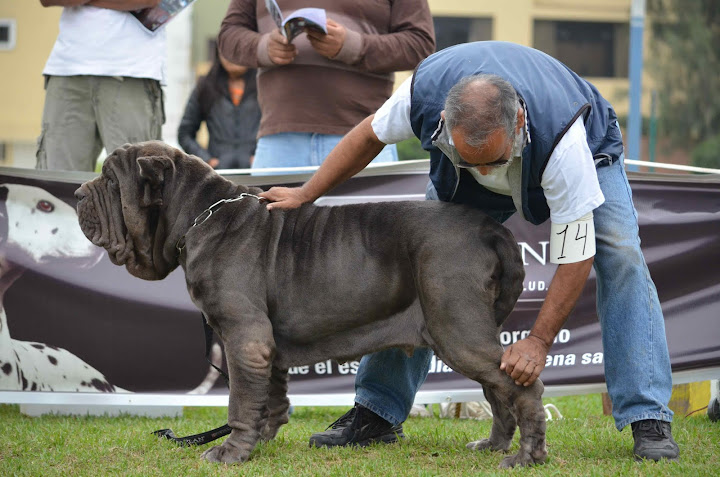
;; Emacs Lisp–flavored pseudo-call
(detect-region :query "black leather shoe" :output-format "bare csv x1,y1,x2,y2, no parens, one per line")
631,419,679,462
309,405,405,448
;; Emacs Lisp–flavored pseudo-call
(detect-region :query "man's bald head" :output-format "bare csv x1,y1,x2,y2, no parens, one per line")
443,74,519,149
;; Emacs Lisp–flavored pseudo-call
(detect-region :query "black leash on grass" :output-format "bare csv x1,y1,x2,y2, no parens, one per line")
152,313,232,447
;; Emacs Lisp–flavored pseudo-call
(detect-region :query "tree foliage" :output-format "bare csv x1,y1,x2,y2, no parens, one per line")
647,0,720,148
690,134,720,169
396,137,429,161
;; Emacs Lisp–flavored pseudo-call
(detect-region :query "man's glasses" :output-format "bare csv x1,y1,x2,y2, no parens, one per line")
451,135,514,169
455,157,511,169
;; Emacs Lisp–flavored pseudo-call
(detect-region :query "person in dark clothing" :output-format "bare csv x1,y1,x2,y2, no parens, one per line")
178,47,261,169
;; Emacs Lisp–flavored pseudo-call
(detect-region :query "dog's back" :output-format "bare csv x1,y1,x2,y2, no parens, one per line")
252,199,524,364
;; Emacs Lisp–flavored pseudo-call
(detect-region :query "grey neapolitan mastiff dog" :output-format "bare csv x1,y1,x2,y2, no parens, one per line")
75,141,547,468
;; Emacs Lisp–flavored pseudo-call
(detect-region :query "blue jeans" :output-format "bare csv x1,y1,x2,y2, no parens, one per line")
252,132,397,174
355,154,673,431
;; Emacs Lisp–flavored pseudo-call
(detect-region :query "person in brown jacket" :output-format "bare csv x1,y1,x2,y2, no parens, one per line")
218,0,435,173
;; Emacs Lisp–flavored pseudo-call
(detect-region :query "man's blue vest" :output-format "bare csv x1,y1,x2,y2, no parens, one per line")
409,41,624,224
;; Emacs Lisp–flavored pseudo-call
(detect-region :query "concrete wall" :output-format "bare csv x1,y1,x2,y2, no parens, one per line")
0,4,60,147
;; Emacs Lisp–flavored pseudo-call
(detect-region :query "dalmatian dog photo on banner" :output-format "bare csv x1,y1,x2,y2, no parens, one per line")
0,164,718,406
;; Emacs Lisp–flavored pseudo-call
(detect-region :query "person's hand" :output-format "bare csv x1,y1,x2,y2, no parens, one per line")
208,158,220,169
267,29,297,65
306,18,346,59
500,335,550,387
259,186,312,210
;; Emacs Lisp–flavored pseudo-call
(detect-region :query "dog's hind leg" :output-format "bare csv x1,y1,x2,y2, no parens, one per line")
466,385,517,453
495,381,547,469
201,316,275,464
423,302,546,468
259,364,290,442
436,343,546,468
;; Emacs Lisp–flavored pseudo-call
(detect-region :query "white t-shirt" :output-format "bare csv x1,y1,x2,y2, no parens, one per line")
372,76,605,224
43,7,167,84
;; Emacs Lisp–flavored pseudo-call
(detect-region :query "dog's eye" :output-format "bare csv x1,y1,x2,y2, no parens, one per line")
37,200,54,213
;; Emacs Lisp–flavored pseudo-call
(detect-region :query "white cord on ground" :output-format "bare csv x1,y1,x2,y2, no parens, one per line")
430,400,563,422
544,403,563,420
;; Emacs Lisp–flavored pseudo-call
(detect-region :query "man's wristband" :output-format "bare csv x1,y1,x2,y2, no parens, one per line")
528,333,552,349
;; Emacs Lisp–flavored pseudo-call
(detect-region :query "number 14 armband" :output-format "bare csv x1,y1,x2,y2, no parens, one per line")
549,212,596,264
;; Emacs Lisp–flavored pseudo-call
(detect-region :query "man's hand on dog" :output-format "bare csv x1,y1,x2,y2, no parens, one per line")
260,187,312,210
500,335,550,386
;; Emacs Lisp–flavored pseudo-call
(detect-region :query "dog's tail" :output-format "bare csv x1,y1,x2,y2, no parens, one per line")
491,229,525,327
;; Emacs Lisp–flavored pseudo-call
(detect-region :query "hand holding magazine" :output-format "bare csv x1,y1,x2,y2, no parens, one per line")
265,0,328,42
132,0,197,33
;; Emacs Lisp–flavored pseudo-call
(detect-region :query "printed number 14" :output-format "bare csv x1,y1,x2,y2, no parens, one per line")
555,223,588,261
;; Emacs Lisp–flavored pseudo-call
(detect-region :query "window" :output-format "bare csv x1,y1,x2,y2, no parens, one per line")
533,20,629,77
0,19,17,51
433,17,492,52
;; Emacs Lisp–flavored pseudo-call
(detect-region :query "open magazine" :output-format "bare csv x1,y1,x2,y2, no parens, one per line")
132,0,197,33
265,0,327,42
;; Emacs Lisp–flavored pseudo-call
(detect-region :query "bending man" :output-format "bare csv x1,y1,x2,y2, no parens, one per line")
260,41,679,462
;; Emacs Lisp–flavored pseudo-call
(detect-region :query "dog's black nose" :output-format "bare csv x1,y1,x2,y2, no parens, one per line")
74,187,86,201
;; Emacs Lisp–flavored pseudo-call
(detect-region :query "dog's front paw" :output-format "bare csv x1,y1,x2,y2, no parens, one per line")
260,416,289,442
498,451,545,469
466,438,510,453
259,424,279,442
259,427,275,442
201,443,250,464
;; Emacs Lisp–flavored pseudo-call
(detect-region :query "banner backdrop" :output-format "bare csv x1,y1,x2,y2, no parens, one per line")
0,166,718,402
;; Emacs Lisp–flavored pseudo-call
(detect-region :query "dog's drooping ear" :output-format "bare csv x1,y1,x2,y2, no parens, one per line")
137,156,172,207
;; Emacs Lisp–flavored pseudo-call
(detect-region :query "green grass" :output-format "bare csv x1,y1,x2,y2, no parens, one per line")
1,394,718,476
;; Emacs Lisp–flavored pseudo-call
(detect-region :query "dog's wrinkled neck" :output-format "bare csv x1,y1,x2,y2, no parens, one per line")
162,170,248,271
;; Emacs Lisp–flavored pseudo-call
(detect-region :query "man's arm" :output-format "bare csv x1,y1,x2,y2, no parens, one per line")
500,256,594,386
332,0,435,73
218,0,272,69
501,116,603,387
259,115,385,209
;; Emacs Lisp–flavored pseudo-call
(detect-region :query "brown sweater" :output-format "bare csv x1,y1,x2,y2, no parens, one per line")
218,0,435,138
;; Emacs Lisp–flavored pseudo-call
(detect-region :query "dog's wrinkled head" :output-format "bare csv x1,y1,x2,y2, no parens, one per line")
76,141,215,281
